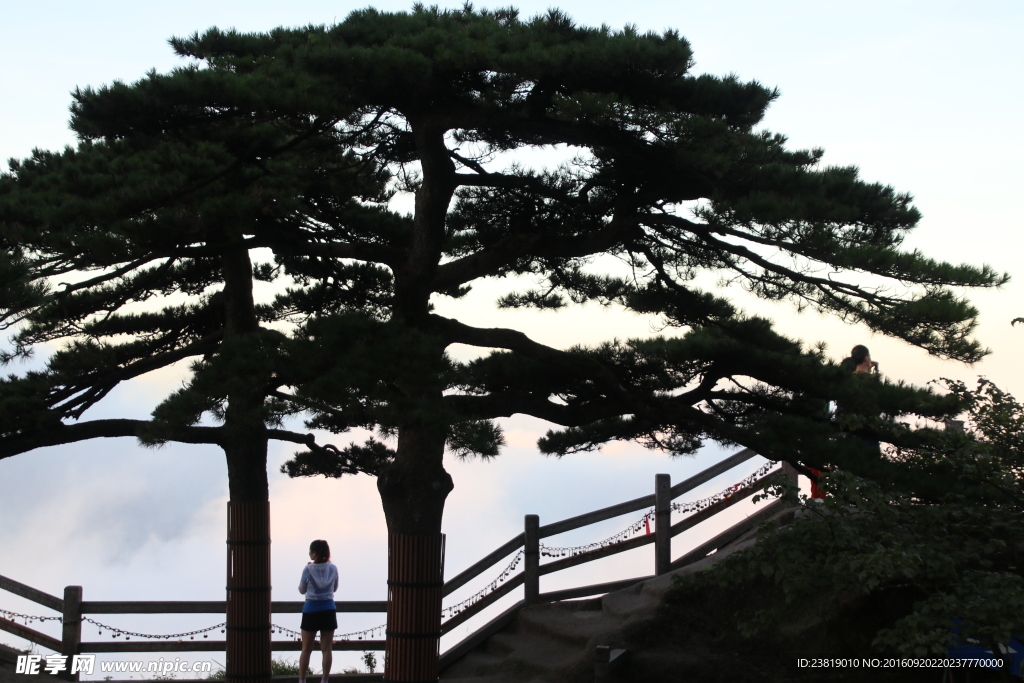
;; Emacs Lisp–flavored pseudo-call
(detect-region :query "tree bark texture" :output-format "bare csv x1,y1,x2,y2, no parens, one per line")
378,426,453,682
383,533,445,682
382,123,456,681
221,244,273,682
223,416,270,681
225,500,272,682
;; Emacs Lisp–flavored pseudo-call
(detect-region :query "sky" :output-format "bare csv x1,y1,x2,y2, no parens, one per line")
1,0,1022,675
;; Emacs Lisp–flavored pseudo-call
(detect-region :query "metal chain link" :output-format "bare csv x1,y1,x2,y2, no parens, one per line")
3,463,780,638
445,461,779,614
271,623,385,641
81,617,224,640
541,461,778,556
441,550,524,619
0,607,62,624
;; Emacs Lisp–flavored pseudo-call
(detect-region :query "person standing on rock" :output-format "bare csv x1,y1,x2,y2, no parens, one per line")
298,539,338,683
843,344,882,456
810,345,883,498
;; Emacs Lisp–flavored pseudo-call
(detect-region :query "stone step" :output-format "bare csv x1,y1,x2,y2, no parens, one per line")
481,630,585,678
514,602,621,648
439,501,801,682
599,579,661,620
441,650,507,678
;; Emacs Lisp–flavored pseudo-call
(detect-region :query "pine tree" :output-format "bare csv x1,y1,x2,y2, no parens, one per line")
1,7,1006,681
0,110,390,678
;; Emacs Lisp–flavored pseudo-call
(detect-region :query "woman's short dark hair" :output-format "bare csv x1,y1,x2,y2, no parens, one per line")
309,539,330,562
849,345,870,366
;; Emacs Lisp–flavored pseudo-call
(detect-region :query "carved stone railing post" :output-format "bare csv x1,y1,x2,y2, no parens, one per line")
524,515,539,604
61,586,82,682
654,474,671,575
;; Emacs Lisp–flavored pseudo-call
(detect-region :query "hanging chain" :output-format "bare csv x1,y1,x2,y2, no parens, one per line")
1,607,62,624
540,461,778,556
441,550,524,619
81,617,224,640
271,623,386,641
2,462,779,637
444,461,779,613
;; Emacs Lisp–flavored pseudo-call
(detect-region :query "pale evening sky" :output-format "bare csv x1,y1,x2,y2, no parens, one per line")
1,0,1021,674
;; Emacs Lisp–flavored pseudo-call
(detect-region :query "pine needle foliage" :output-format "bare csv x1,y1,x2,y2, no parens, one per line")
0,7,1003,470
0,6,1009,677
701,379,1024,659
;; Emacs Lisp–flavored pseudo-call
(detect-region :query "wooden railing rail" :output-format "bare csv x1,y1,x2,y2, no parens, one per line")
669,448,759,498
282,601,387,613
78,601,224,614
0,616,62,652
538,576,654,603
439,574,524,636
670,472,771,539
0,574,63,612
538,494,656,539
77,601,387,614
438,600,524,671
669,498,788,571
531,469,776,579
439,449,765,602
441,532,524,598
539,532,654,577
76,640,387,654
0,448,792,667
535,447,760,539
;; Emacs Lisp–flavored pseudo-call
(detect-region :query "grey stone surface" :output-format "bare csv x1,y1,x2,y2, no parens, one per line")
0,643,37,683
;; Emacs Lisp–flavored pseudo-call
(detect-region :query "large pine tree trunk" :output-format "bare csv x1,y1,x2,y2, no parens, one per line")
382,121,456,680
377,425,453,682
220,245,273,683
224,431,271,683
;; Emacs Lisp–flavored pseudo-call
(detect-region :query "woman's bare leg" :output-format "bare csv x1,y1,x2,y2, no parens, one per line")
299,629,317,679
319,630,334,678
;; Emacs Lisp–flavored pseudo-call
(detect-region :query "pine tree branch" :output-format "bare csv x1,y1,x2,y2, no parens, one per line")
0,419,223,460
265,428,326,447
431,212,637,290
451,170,588,200
0,417,334,461
267,389,374,427
442,392,624,425
93,116,341,220
654,401,772,456
257,235,404,267
642,213,911,304
48,332,223,418
49,256,160,302
429,314,632,397
633,242,732,326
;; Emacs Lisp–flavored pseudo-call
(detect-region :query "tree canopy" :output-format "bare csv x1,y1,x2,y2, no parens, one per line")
702,378,1024,673
0,6,1007,680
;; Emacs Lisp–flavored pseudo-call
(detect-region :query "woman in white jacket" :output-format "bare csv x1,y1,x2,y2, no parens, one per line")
298,539,338,683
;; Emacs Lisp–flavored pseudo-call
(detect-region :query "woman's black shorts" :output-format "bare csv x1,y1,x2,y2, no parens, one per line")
300,609,338,633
